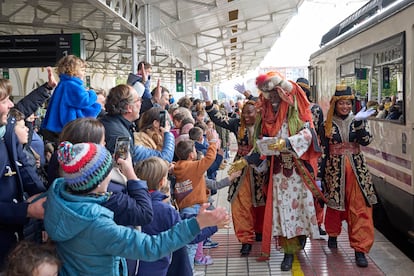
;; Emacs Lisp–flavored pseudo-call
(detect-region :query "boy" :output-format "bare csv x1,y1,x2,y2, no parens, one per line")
173,128,218,270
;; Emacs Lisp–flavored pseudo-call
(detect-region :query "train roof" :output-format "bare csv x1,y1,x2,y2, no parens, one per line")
311,0,413,60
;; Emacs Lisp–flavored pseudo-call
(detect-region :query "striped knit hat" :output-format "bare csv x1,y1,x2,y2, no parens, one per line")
57,141,113,194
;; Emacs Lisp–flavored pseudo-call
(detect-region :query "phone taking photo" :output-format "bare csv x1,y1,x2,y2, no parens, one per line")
114,136,130,160
159,110,167,128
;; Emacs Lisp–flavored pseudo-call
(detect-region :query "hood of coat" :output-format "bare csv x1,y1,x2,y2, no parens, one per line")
44,178,112,242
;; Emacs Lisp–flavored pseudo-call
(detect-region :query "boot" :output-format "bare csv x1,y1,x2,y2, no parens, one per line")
319,226,327,235
240,243,252,256
298,235,307,249
328,236,337,248
280,253,294,271
355,251,368,267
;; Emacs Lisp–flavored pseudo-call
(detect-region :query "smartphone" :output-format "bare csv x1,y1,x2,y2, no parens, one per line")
114,136,130,160
159,110,167,128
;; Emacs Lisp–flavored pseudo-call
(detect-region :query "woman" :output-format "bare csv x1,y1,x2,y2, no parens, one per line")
319,85,377,268
202,90,265,257
135,107,165,151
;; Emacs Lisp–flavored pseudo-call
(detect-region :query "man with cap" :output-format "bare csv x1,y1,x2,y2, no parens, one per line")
318,85,377,267
296,77,326,236
228,71,324,271
44,141,230,276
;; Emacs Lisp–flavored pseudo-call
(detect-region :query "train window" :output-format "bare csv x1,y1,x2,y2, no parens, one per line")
336,33,405,124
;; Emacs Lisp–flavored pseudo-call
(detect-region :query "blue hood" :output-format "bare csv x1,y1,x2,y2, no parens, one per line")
44,178,113,242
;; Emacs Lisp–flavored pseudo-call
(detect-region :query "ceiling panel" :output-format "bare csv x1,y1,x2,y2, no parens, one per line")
0,0,304,88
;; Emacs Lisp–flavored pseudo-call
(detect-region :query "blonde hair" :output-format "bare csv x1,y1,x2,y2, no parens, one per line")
134,157,168,190
56,55,86,77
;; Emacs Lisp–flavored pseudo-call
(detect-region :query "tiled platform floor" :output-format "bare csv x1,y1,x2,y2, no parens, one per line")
193,134,414,276
195,224,385,276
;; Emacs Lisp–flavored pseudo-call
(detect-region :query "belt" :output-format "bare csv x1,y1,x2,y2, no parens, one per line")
329,142,360,155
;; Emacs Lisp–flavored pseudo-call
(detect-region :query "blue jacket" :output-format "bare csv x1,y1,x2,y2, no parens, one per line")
0,116,46,264
104,180,153,226
99,114,175,163
41,74,101,133
44,179,202,276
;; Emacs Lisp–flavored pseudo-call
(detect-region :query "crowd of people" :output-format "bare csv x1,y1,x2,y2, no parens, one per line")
0,54,379,275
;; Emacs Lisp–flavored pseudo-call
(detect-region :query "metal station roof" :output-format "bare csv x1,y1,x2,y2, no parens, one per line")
0,0,304,86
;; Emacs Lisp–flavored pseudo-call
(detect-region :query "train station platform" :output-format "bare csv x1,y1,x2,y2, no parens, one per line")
194,142,414,276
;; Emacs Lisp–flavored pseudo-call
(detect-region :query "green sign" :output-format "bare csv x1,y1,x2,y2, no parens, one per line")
195,70,210,82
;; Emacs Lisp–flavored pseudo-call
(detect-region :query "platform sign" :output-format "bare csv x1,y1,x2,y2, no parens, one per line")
176,70,184,92
195,70,210,82
0,33,81,68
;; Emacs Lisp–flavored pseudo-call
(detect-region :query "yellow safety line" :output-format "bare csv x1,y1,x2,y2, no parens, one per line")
291,253,304,276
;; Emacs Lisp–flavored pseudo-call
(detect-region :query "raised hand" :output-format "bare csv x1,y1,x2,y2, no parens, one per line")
234,83,246,94
199,87,211,102
354,107,376,121
196,203,230,229
47,66,57,89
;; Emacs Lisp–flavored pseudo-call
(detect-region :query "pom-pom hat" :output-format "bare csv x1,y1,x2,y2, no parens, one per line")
57,142,113,194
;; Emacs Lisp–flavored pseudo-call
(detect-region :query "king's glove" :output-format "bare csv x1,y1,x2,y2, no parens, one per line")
234,83,246,94
228,158,248,175
199,87,211,102
267,138,286,151
354,107,375,121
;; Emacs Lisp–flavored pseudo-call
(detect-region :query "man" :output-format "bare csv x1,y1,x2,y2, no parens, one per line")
127,61,153,100
0,79,46,266
99,83,175,164
229,71,324,271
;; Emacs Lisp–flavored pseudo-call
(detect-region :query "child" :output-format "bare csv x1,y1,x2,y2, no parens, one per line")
41,55,101,143
135,157,226,276
43,141,228,276
3,240,61,276
173,128,218,270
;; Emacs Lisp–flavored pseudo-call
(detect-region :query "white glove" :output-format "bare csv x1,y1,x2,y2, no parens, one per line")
223,101,233,114
234,83,246,94
354,107,376,121
199,87,211,102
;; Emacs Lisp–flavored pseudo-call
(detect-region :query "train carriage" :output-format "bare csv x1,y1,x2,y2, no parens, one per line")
308,0,414,241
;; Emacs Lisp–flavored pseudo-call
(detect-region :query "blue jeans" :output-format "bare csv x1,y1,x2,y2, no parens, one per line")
180,204,200,269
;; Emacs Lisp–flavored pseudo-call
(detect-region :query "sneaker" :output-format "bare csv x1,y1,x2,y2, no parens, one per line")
203,238,219,249
194,255,214,266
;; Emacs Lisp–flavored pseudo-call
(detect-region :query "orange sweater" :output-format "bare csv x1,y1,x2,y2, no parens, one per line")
173,143,217,210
